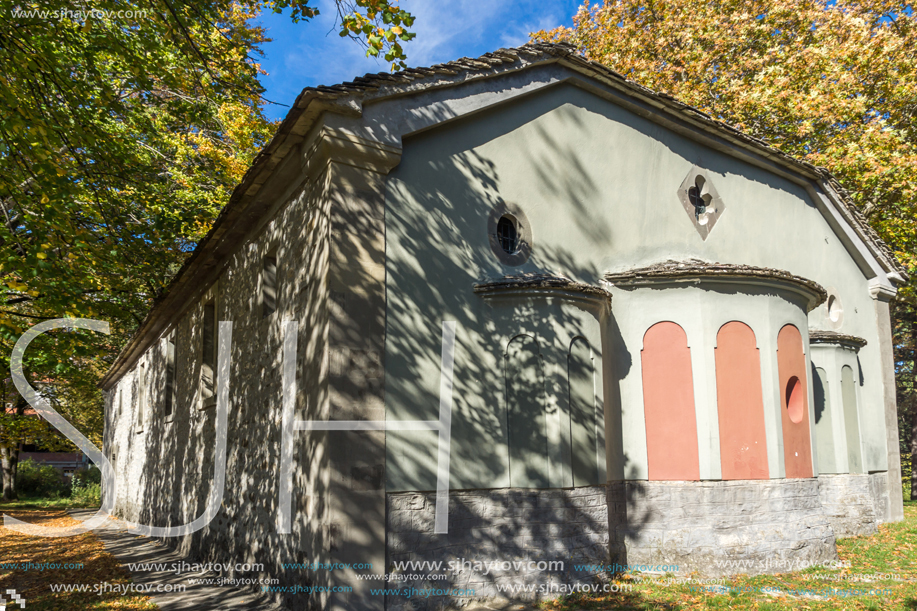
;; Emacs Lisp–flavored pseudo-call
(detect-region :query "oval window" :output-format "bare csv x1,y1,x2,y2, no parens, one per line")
827,295,842,322
786,376,804,424
496,215,519,254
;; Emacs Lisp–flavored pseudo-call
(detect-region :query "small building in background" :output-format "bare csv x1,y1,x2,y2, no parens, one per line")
17,445,88,477
4,402,87,478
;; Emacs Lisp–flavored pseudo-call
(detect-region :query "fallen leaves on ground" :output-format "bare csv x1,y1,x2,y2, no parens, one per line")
0,509,157,610
544,502,917,611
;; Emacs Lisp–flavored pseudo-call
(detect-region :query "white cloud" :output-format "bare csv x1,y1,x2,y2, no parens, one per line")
257,0,580,118
399,0,570,66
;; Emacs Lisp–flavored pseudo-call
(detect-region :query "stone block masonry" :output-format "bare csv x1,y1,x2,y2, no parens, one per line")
609,479,837,577
386,486,609,610
868,471,891,525
386,476,897,608
817,474,879,538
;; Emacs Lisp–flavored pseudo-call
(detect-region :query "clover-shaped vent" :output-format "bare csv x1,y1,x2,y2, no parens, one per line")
678,167,725,240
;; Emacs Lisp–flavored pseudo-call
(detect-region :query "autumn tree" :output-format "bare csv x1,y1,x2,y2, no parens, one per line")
534,0,917,497
0,0,416,499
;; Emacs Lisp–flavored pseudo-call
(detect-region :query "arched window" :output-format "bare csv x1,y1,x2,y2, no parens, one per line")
715,322,768,479
642,322,699,481
569,337,599,486
505,335,548,487
777,324,813,478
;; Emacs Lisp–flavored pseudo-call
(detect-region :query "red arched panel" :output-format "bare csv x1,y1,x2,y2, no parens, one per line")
715,322,769,480
642,322,700,481
777,324,814,478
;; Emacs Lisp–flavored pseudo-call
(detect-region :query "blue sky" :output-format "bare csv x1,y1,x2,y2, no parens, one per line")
254,0,583,120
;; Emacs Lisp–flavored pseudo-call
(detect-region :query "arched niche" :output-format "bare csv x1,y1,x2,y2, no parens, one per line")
841,365,863,473
641,322,699,481
715,321,768,479
505,334,549,487
812,365,838,473
777,324,814,478
569,336,600,486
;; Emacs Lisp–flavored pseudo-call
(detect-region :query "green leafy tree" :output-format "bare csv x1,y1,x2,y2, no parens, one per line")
893,301,917,499
0,0,416,500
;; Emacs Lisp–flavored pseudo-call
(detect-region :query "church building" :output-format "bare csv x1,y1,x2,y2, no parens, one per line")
101,43,906,611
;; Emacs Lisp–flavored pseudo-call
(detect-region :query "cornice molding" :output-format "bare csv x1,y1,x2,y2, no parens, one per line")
302,127,402,179
868,278,897,302
604,260,827,312
809,330,867,352
474,274,611,311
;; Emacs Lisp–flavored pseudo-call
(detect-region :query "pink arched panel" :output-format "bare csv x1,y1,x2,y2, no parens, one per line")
641,322,700,481
715,322,769,479
777,324,814,478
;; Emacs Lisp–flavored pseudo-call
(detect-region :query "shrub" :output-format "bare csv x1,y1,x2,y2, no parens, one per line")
15,458,69,498
71,465,102,486
903,454,912,501
70,467,102,507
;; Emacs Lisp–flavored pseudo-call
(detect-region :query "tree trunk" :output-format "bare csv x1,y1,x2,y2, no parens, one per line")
1,443,18,501
912,317,917,500
911,405,917,501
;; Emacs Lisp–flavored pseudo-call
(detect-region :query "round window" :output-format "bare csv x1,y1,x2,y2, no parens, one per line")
496,215,519,254
488,203,532,266
786,376,804,424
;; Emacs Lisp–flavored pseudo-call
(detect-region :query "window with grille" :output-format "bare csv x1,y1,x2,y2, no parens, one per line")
496,216,518,254
164,333,175,418
202,299,216,403
262,254,277,318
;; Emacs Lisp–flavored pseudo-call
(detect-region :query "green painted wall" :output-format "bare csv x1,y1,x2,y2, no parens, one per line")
842,365,865,473
814,366,838,473
384,83,886,490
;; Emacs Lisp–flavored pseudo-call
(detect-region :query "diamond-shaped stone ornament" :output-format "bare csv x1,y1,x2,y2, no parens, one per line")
677,167,725,241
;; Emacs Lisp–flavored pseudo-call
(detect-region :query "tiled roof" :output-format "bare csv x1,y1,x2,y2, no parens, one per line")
99,42,903,388
473,272,611,303
4,405,37,416
808,330,868,349
604,259,828,307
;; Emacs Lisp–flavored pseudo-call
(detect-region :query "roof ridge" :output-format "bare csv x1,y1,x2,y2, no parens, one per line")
96,40,905,389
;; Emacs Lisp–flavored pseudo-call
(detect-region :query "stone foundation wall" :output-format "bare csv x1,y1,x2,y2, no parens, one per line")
817,474,879,538
385,477,869,608
386,487,609,610
608,479,837,577
868,471,891,524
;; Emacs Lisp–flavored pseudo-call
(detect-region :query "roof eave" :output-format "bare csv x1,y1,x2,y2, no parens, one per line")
98,41,906,390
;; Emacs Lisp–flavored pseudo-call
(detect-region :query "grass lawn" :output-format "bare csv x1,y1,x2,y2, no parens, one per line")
0,496,102,510
0,507,157,610
546,501,917,611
